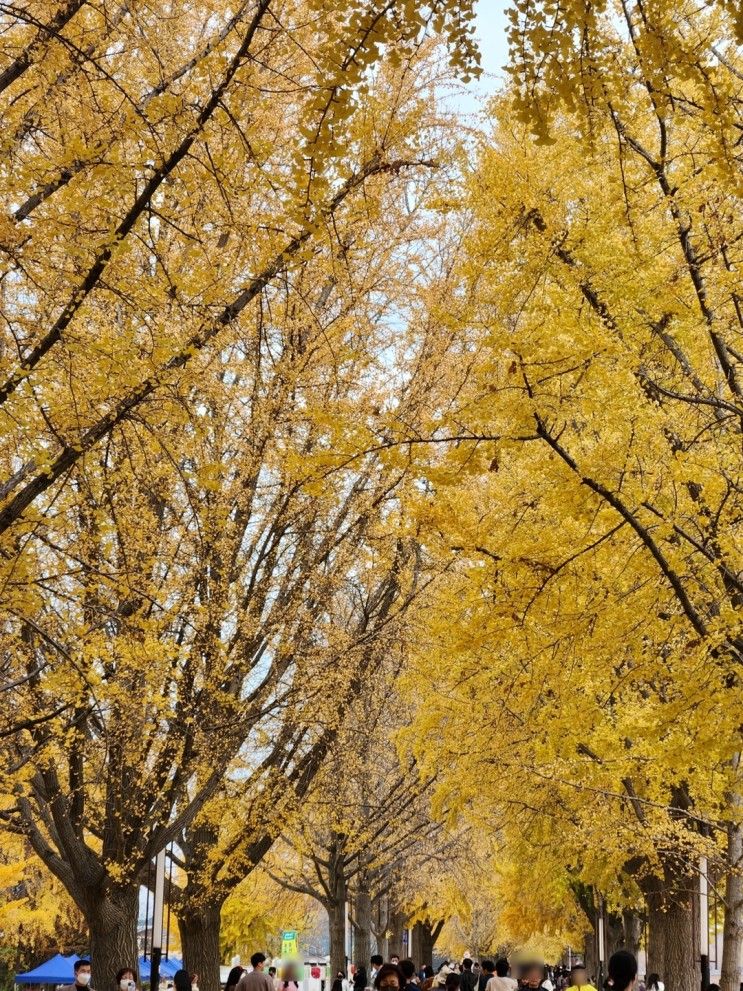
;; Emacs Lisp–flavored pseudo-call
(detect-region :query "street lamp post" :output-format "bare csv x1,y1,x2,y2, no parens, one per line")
344,899,350,976
597,895,605,991
151,849,166,991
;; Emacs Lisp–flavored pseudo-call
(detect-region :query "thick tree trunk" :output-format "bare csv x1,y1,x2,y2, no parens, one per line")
622,911,643,960
583,931,598,984
721,819,743,991
572,885,597,977
178,820,225,991
606,913,624,959
327,839,349,978
645,880,665,980
663,894,696,991
372,893,390,961
355,886,373,968
179,901,222,991
643,861,697,991
86,885,139,991
329,899,347,979
411,922,437,969
388,907,408,959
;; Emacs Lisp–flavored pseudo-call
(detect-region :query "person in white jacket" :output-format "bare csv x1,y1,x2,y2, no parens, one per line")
486,960,517,991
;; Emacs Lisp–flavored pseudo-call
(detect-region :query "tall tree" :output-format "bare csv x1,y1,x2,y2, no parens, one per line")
0,32,475,983
268,673,446,977
398,3,743,984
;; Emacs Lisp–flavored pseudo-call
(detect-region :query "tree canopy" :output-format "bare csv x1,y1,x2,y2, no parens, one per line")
2,2,743,989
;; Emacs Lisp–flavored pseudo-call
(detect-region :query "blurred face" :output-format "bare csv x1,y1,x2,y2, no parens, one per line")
380,975,400,991
525,969,542,988
572,973,587,989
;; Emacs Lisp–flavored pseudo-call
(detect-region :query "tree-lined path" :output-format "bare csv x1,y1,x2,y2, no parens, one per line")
0,3,741,991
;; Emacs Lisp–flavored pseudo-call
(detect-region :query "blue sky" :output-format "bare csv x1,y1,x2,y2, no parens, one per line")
453,1,509,113
475,1,509,85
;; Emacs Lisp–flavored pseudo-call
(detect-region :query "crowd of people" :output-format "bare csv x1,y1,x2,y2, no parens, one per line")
61,952,298,991
226,954,300,991
60,947,649,991
61,960,204,991
337,950,644,991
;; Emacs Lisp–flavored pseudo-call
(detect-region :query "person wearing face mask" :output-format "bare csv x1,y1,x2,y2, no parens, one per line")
115,969,137,991
62,960,95,991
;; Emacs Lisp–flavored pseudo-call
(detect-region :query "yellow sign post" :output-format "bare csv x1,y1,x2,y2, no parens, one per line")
281,931,299,958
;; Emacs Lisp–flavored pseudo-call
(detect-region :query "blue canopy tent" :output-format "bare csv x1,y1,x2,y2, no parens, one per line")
16,954,78,985
138,958,183,981
15,955,184,986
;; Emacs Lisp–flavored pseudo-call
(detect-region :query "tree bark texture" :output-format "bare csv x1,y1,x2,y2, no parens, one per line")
355,886,373,968
622,911,643,960
329,898,348,979
86,885,140,991
179,902,222,991
643,860,698,991
721,819,743,991
411,922,442,970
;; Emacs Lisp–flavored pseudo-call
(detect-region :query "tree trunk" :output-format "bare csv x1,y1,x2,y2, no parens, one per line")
411,921,441,969
179,901,223,991
86,885,139,991
622,911,643,960
329,899,347,979
721,819,743,991
327,838,349,978
572,886,597,978
606,913,624,959
663,893,696,991
355,886,373,968
371,893,388,963
645,880,665,980
643,861,698,991
388,907,408,959
411,923,430,969
583,931,597,985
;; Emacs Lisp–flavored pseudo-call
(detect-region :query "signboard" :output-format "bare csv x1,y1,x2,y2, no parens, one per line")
281,931,299,958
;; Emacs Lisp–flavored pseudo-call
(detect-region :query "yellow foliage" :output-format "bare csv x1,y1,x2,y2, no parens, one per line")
0,834,86,969
220,869,322,961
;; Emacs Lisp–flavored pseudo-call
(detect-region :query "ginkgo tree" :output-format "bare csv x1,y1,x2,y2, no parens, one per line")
0,0,479,536
220,868,322,965
2,15,482,991
268,655,449,977
6,2,743,989
396,3,743,990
